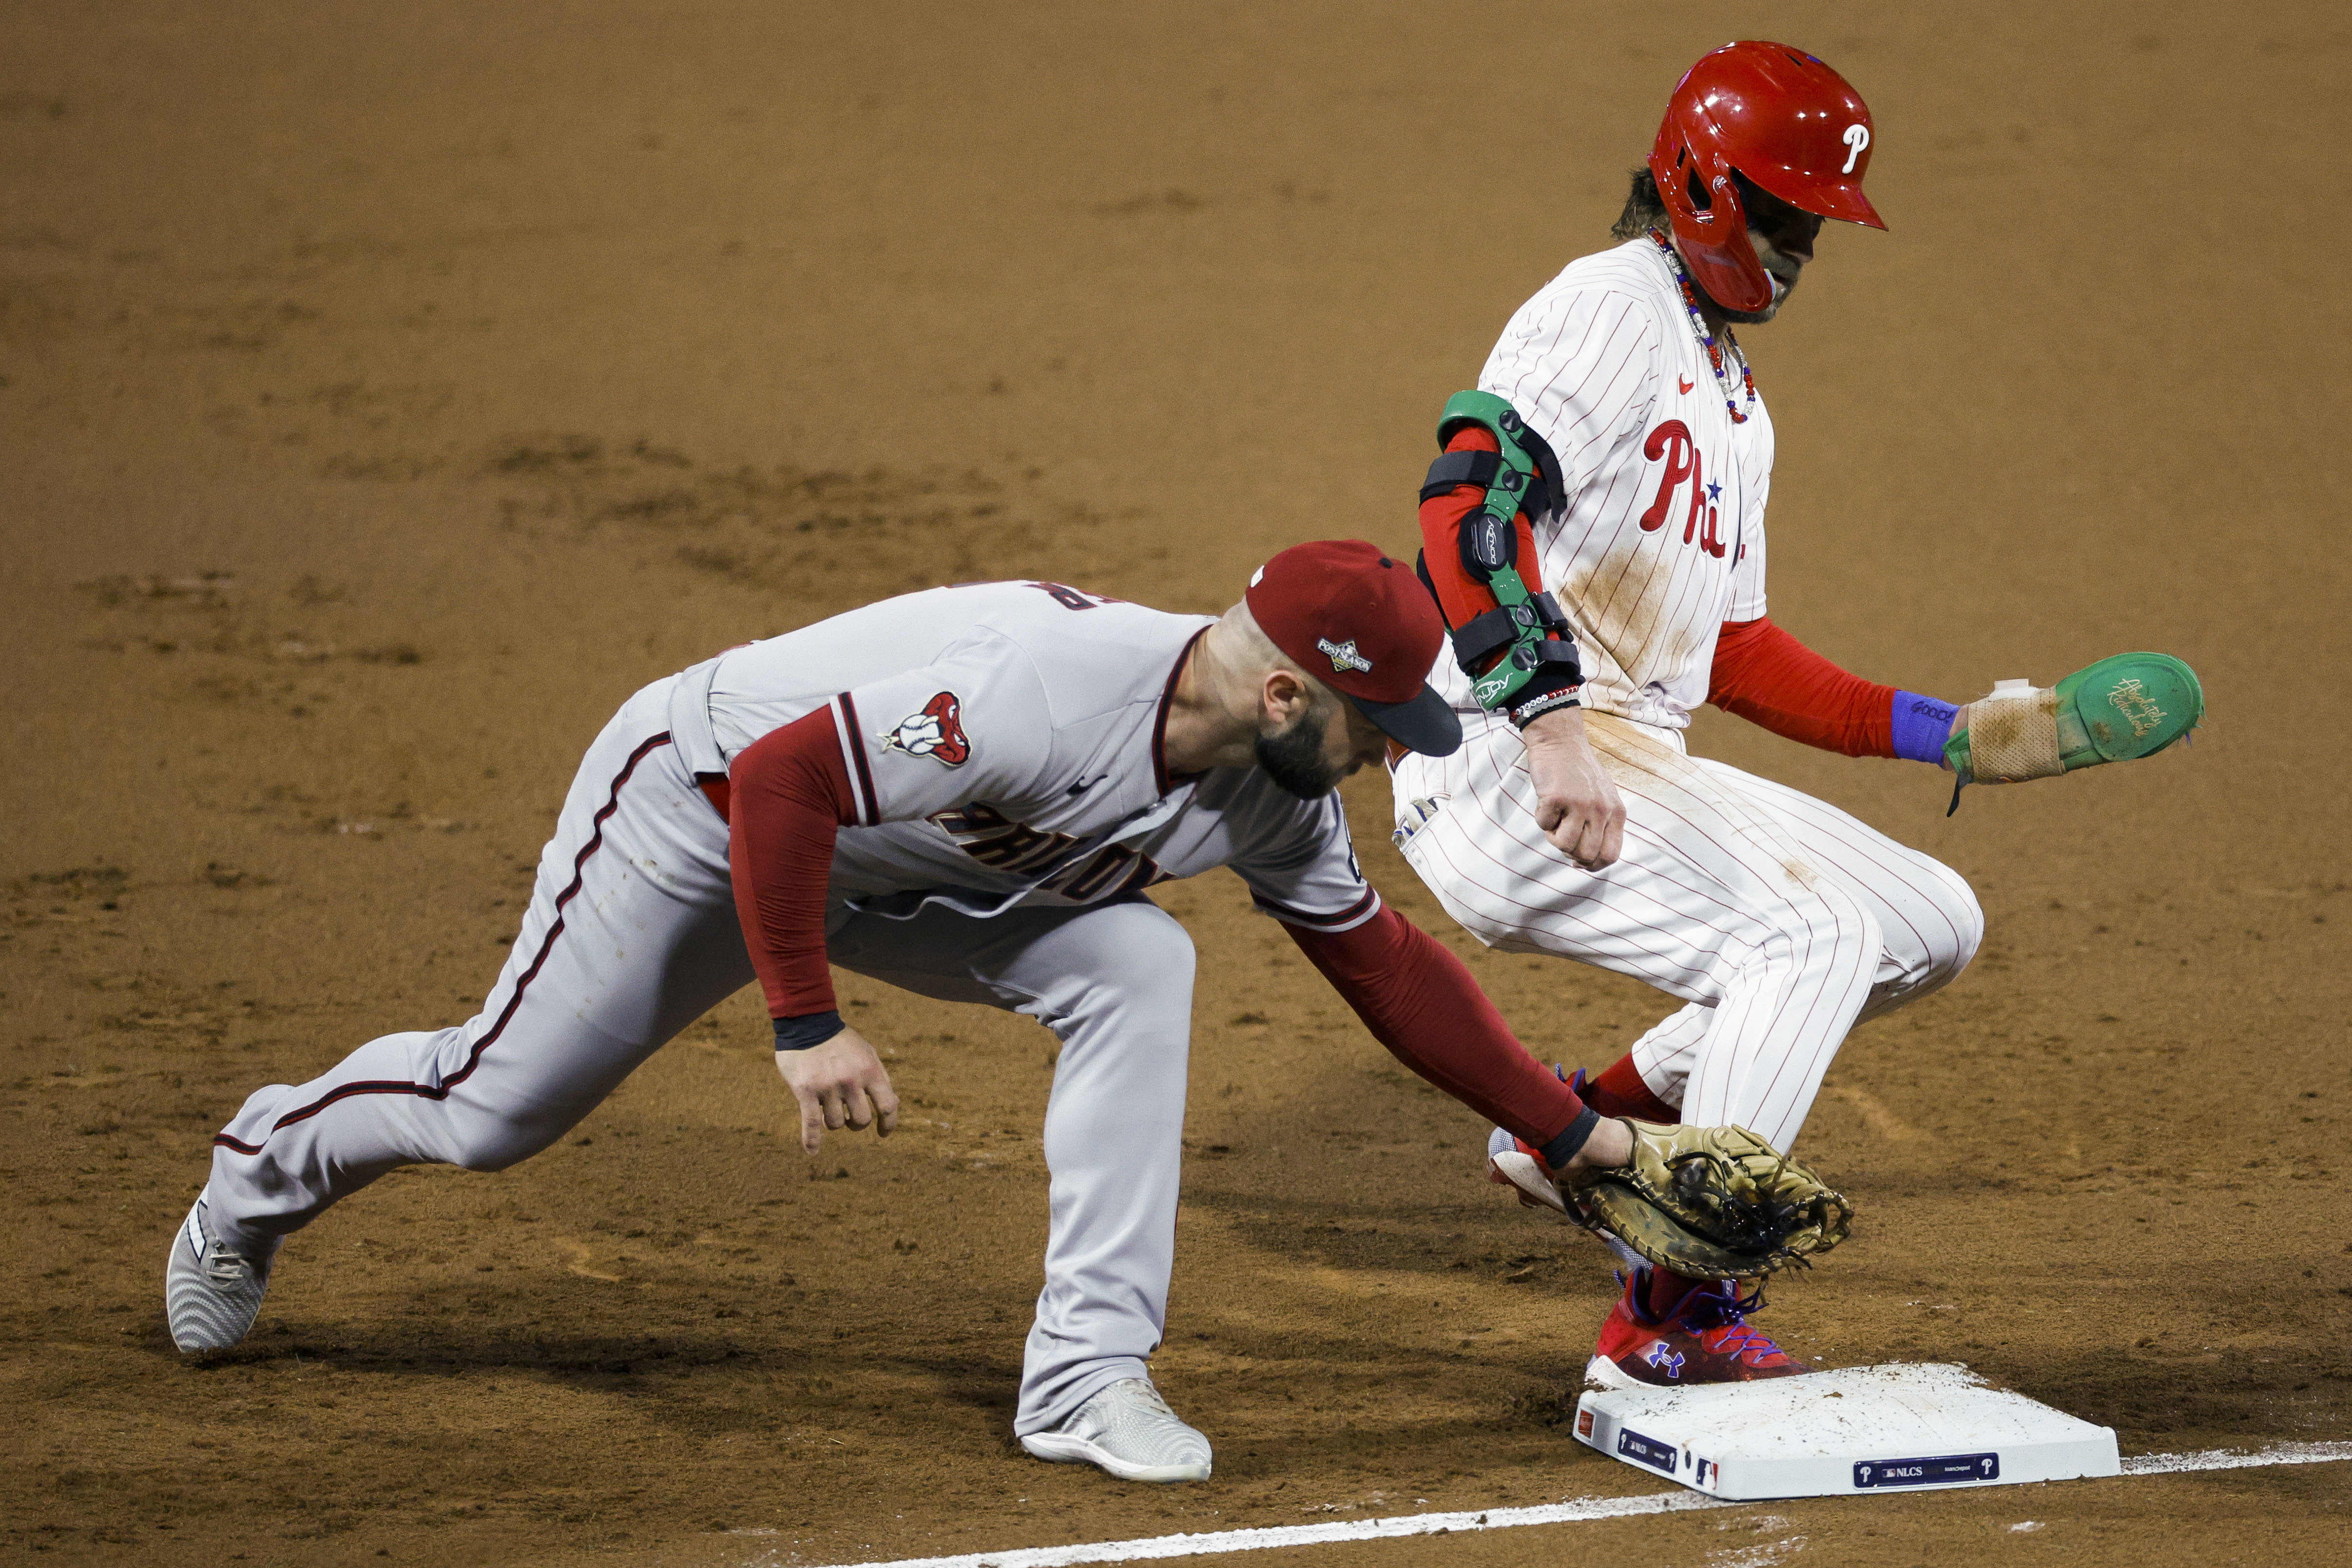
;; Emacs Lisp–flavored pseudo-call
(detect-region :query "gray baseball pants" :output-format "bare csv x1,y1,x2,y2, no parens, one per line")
203,674,1195,1433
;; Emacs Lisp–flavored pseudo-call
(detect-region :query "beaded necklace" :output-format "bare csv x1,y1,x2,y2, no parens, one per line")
1650,230,1756,425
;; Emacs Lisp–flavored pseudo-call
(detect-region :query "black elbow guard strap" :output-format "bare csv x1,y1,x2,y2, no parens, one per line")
1447,592,1573,671
1420,448,1502,504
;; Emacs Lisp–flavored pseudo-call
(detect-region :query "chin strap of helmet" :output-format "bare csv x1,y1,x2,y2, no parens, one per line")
1426,391,1583,722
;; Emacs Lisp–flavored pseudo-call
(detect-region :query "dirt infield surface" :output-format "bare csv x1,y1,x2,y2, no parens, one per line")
5,3,2347,1564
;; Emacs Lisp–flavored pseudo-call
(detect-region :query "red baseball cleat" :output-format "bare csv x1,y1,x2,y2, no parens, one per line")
1587,1268,1809,1390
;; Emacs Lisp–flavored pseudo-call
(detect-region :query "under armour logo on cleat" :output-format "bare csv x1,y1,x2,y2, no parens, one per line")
1645,1341,1686,1379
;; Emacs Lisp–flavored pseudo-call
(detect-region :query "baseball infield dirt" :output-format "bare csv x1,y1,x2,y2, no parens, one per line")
5,4,2346,1566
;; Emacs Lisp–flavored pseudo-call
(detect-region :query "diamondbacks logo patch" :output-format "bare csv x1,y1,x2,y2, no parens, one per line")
881,692,970,766
1317,637,1372,675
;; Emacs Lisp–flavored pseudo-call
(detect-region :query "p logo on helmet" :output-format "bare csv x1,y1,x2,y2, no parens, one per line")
1841,123,1870,174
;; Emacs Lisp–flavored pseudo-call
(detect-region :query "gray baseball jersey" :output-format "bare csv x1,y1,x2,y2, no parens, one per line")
700,579,1378,934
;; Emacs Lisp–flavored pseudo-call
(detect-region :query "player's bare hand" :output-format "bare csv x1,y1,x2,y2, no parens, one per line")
1562,1115,1634,1172
774,1027,900,1154
1521,708,1625,870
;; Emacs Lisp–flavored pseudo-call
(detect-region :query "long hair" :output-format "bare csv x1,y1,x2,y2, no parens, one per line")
1611,167,1667,240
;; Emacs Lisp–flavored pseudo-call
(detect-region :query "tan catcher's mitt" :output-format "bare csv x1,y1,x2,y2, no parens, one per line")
1563,1121,1852,1280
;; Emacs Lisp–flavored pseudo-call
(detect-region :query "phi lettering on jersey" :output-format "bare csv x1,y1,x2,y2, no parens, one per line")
1638,419,1726,559
882,692,971,765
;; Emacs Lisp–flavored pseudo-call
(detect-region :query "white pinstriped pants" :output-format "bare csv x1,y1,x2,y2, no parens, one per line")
1391,712,1981,1151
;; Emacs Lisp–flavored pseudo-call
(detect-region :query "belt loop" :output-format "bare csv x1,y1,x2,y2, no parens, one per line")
666,655,728,780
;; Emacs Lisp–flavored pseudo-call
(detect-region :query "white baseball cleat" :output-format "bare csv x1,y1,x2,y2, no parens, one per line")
1486,1123,1569,1213
1020,1377,1213,1482
1486,1124,1649,1273
165,1195,278,1353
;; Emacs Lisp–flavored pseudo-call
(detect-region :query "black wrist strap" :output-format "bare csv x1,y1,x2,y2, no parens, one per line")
773,1010,846,1052
1539,1104,1602,1170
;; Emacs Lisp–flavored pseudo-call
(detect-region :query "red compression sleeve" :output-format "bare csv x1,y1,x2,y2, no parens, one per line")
1708,616,1898,758
1285,904,1594,1158
727,707,861,1020
1418,427,1548,631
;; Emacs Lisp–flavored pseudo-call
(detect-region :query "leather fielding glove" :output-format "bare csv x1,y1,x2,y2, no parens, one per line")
1560,1120,1853,1281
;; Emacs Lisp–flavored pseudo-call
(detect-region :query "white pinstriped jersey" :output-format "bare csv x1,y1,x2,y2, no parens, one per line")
1434,238,1773,731
1390,242,1986,1155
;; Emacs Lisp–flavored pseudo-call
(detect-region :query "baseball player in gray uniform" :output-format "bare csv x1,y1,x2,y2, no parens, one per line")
168,540,1647,1483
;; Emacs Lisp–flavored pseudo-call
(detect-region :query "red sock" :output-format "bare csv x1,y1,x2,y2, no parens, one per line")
1584,1054,1679,1124
1644,1265,1710,1318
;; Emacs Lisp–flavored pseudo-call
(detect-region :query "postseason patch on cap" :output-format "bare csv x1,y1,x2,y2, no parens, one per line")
1316,637,1372,674
1244,538,1461,757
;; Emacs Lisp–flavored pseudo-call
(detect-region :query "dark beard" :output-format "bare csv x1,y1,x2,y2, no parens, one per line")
1254,707,1343,800
1718,276,1793,325
1717,237,1801,324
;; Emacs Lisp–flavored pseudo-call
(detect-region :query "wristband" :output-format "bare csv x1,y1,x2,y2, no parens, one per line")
1538,1104,1601,1170
773,1010,846,1052
1510,685,1582,730
1890,691,1960,765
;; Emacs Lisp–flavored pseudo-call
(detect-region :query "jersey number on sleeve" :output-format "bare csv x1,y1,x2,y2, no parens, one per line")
1029,581,1123,611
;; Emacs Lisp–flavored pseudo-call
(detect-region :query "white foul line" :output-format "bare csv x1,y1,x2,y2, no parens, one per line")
2120,1440,2352,1476
752,1492,1731,1568
769,1441,2352,1568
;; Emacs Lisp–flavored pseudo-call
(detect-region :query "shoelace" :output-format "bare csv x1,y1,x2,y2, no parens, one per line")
1710,1323,1787,1364
1121,1380,1176,1418
1678,1286,1788,1364
201,1250,255,1284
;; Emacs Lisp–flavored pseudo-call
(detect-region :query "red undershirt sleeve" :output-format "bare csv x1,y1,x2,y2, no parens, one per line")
1284,905,1595,1161
1418,427,1548,629
726,707,861,1021
1708,616,1899,759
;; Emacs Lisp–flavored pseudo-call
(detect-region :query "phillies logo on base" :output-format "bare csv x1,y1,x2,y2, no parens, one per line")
882,692,970,766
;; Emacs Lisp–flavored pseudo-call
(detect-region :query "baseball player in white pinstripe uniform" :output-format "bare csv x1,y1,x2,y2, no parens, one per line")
1392,44,1989,1388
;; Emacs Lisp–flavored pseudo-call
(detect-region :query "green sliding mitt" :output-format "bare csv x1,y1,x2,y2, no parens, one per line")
1944,652,2204,809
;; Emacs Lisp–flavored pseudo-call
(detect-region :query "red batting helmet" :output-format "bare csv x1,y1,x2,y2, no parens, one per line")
1648,41,1885,314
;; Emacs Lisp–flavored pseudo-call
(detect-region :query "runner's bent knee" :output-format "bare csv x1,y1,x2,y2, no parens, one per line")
1922,862,1985,987
1763,869,1882,991
1860,855,1982,1017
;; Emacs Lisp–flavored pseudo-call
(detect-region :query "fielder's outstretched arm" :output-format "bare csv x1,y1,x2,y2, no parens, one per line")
1282,902,1627,1171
